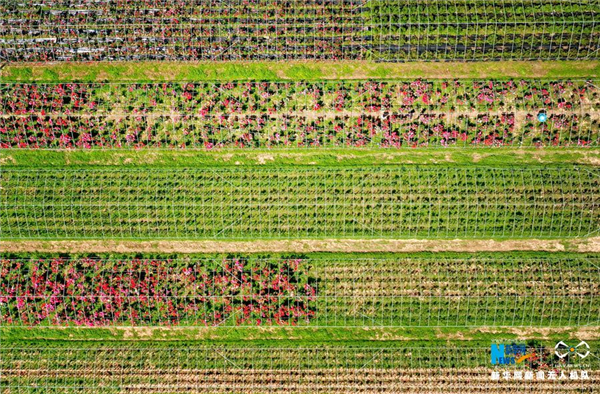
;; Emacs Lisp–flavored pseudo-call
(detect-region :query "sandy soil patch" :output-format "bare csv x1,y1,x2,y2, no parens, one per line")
256,154,274,164
0,155,16,165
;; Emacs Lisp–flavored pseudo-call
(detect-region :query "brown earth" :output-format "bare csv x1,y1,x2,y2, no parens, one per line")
2,237,599,254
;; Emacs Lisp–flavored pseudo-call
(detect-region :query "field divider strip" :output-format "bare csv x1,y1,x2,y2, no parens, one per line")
2,237,599,253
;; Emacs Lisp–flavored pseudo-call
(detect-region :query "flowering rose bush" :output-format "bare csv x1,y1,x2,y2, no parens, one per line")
1,79,596,149
0,257,317,326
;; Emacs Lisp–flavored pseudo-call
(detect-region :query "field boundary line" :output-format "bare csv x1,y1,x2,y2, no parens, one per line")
2,237,599,253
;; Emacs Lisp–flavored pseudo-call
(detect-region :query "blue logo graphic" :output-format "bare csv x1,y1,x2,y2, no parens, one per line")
491,344,527,365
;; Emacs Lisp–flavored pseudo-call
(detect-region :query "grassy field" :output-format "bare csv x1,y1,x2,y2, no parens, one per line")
3,325,597,344
2,61,599,83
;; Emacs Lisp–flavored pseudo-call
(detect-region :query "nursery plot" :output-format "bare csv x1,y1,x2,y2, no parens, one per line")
1,346,598,393
0,0,369,62
370,0,599,61
1,1,598,62
311,256,600,328
1,167,598,240
1,79,598,149
1,255,598,327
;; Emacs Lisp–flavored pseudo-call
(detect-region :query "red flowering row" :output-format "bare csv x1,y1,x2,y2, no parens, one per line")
0,79,597,148
2,80,592,114
0,257,317,327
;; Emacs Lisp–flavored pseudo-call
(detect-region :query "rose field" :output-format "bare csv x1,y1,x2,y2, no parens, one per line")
1,254,598,327
1,79,598,149
1,0,369,62
1,167,598,240
1,0,598,62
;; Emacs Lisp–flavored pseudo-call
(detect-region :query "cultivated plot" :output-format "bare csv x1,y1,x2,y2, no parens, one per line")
1,167,598,240
1,79,598,149
1,255,598,327
1,0,598,62
1,346,598,393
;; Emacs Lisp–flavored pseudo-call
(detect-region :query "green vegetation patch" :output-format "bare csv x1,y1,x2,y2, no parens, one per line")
2,167,598,240
2,61,598,83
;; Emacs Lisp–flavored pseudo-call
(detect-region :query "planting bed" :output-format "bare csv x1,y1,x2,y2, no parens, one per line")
1,0,598,62
1,346,598,393
1,167,598,240
0,0,369,62
371,0,599,61
1,79,598,149
1,254,598,327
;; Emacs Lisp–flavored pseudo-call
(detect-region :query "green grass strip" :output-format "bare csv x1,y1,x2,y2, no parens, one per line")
2,148,599,169
2,60,599,83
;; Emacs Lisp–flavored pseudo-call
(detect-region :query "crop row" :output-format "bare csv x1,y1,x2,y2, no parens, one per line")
0,257,316,327
1,79,597,148
5,0,594,25
372,27,599,62
1,255,597,327
369,0,597,23
4,80,595,113
1,346,597,393
1,167,598,240
370,1,598,61
0,0,366,25
1,26,368,62
2,369,596,393
1,0,597,61
4,113,594,149
2,345,597,371
1,0,368,62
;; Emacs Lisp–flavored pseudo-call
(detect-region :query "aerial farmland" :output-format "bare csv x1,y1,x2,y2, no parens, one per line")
0,1,599,393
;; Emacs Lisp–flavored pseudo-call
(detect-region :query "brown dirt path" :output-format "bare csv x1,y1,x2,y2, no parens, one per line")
2,237,599,254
